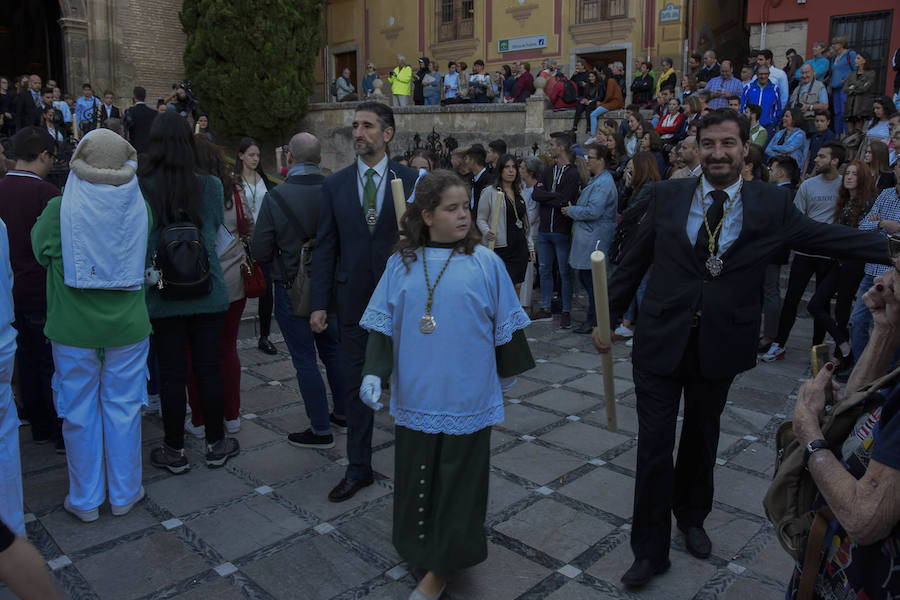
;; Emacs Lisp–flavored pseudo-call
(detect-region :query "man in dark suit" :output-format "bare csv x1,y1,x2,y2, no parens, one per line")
123,86,157,155
594,109,891,587
310,102,418,502
465,144,490,213
98,90,121,126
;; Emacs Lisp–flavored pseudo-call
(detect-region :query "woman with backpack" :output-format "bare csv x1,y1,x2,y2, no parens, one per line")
183,135,253,438
139,112,239,474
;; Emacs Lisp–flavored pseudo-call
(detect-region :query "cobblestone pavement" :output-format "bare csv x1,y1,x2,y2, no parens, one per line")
3,295,821,600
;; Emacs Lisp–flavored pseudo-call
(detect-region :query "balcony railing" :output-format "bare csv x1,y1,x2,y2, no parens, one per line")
577,0,627,23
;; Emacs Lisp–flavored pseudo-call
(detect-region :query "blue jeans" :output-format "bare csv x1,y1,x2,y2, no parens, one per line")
424,95,439,106
589,106,609,135
849,273,875,361
623,276,648,323
538,232,573,313
832,89,846,135
273,285,345,435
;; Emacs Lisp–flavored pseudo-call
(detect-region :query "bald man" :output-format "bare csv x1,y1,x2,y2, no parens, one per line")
669,136,701,179
251,132,348,449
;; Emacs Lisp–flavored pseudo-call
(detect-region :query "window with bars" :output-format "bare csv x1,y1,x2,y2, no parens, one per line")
830,10,893,94
437,0,474,42
577,0,627,23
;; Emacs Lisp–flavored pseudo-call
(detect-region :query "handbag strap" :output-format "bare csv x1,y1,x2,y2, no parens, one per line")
269,187,310,243
233,186,249,237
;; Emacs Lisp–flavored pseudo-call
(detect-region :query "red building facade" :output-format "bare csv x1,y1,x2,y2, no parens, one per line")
746,0,898,96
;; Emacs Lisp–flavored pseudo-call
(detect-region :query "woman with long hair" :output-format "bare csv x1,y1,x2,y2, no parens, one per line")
501,64,516,101
611,152,661,342
184,135,252,437
655,96,685,141
623,111,642,157
358,170,533,600
573,70,603,134
742,143,770,182
805,160,877,376
680,74,698,102
476,154,534,293
842,51,876,136
140,112,239,473
234,137,277,355
764,107,807,168
866,96,897,144
864,140,897,191
640,129,667,177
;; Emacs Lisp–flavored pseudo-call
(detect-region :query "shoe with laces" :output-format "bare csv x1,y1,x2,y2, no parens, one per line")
762,342,786,362
531,308,553,322
150,444,190,474
560,312,572,329
206,437,240,468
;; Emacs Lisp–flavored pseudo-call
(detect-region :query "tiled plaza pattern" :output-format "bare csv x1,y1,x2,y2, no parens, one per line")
3,297,821,600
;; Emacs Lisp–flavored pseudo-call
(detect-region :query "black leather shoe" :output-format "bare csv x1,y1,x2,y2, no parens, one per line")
679,524,712,558
258,337,277,355
621,558,671,587
574,321,594,334
328,477,374,502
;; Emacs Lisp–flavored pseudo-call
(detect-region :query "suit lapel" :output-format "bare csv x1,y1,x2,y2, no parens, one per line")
676,178,703,273
339,167,369,235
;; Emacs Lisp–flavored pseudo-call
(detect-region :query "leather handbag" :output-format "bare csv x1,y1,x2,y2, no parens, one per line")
233,186,267,298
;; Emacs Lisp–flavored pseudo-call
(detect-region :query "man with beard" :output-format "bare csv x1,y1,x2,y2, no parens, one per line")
592,109,891,587
309,102,418,502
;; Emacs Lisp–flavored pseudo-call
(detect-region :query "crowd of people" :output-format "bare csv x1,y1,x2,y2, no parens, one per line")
0,37,898,599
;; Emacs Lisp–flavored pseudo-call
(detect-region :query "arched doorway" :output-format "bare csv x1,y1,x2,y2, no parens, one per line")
0,1,64,86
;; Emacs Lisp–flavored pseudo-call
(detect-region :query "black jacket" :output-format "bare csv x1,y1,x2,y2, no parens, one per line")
531,163,581,234
123,103,158,155
608,178,890,379
310,160,419,325
252,172,325,285
99,103,121,124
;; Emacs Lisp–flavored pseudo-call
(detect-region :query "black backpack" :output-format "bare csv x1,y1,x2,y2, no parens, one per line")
562,79,577,104
152,219,212,300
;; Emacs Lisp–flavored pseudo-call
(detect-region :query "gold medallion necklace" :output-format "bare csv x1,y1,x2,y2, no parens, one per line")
700,178,742,277
419,246,456,334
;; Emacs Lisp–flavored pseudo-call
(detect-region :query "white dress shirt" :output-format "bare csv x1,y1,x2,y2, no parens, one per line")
356,154,390,213
685,175,744,256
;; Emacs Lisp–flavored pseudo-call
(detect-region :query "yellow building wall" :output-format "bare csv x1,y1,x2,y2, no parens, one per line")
315,0,725,100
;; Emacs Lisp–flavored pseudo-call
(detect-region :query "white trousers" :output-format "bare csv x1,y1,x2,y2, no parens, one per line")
52,338,148,510
0,326,23,536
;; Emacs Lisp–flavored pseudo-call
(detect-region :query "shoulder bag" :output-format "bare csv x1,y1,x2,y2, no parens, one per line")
233,186,267,298
269,188,316,317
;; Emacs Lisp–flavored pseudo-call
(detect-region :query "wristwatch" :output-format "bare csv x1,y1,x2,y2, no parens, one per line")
803,439,831,469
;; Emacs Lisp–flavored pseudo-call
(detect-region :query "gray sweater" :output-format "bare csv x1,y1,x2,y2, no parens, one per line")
251,168,324,284
794,173,840,257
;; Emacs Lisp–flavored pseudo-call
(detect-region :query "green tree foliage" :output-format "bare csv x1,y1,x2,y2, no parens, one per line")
180,0,324,139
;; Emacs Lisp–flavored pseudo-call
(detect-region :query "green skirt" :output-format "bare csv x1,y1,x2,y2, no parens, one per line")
393,425,492,576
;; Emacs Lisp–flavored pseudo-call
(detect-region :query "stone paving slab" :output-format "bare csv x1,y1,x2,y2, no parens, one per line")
6,306,823,599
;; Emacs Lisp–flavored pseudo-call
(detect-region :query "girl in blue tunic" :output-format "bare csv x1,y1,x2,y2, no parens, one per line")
359,170,534,600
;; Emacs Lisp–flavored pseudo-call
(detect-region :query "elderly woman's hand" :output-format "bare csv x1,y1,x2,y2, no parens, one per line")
793,363,840,445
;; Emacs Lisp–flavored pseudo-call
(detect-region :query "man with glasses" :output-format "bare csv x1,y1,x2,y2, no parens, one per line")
0,127,62,452
742,67,782,138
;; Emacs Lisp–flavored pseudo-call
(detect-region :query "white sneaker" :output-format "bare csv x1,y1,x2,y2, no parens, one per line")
625,337,634,347
111,486,145,517
144,394,161,416
225,418,241,434
614,324,634,338
64,495,99,523
184,418,205,439
761,342,786,362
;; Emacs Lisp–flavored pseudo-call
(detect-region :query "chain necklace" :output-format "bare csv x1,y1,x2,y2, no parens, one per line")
419,247,456,334
243,173,260,215
700,177,742,277
502,186,524,229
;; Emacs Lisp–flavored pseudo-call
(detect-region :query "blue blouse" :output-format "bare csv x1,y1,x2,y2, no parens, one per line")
765,127,807,171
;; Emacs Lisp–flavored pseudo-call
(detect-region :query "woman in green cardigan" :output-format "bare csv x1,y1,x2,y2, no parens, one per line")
139,112,239,474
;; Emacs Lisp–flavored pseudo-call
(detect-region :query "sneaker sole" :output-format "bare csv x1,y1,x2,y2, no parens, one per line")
150,459,190,475
762,354,785,363
287,439,336,449
111,488,146,516
64,498,99,523
206,449,240,468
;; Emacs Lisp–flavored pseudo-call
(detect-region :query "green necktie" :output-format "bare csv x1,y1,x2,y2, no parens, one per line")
364,168,377,233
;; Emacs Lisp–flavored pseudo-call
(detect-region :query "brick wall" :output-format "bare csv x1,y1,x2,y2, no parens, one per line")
113,0,186,107
750,21,808,65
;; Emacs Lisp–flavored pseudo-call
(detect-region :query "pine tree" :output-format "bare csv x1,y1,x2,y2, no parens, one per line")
180,0,324,139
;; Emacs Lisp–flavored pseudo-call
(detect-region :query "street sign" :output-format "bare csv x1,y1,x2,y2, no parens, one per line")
498,34,547,53
659,2,681,23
